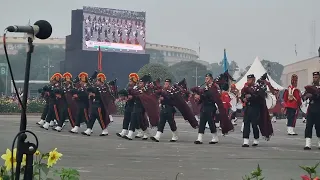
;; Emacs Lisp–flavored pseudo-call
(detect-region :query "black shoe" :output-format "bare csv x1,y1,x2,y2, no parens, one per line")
99,134,108,136
135,136,142,138
123,136,133,140
40,126,48,130
252,144,258,147
116,133,123,138
209,141,218,144
242,144,249,147
81,132,90,136
304,146,311,150
169,140,177,142
150,137,159,142
194,140,203,144
52,128,61,132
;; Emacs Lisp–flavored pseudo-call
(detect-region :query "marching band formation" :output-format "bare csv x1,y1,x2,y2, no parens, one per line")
35,70,320,150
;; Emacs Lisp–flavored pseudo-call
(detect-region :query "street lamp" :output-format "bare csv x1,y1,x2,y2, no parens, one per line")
43,57,54,81
192,66,202,86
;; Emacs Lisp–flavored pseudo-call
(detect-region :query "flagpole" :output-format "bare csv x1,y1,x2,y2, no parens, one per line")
98,46,102,71
198,42,200,59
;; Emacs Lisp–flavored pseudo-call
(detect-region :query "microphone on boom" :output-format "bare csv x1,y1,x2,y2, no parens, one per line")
6,20,52,39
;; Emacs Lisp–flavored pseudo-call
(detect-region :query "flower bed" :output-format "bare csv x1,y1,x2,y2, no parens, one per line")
0,147,80,180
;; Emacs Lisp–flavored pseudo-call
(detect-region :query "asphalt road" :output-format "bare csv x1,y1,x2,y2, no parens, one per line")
0,115,319,180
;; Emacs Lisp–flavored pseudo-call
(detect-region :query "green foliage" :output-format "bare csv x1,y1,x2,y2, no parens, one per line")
0,46,64,81
138,63,176,83
242,164,265,180
170,61,209,87
54,168,80,180
242,59,284,85
209,60,239,78
299,162,320,179
244,163,320,180
145,49,167,66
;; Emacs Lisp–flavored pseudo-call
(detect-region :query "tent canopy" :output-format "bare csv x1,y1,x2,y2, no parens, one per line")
235,57,284,90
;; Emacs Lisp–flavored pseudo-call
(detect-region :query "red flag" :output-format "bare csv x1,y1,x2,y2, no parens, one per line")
98,46,102,71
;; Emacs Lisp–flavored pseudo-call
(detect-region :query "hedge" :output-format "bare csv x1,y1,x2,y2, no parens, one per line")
0,99,125,115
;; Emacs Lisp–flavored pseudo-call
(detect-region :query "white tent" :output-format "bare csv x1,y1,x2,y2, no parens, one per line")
235,57,284,90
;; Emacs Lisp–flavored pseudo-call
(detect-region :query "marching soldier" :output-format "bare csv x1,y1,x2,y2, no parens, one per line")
240,74,260,147
53,72,76,132
283,74,301,135
193,73,219,144
116,73,139,138
151,79,178,142
81,73,109,136
124,74,152,140
69,72,90,134
302,71,320,150
40,73,63,130
37,84,50,126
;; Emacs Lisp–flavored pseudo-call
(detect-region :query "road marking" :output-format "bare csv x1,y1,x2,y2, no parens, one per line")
116,147,127,150
78,170,91,173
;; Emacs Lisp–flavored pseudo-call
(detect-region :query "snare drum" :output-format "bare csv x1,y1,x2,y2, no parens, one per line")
266,93,276,109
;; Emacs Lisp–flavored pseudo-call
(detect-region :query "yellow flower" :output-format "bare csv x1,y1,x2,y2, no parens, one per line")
34,150,41,156
0,148,26,171
1,148,17,171
47,148,62,168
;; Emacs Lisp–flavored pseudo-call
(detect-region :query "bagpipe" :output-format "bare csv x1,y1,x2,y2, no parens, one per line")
303,85,320,100
242,73,268,99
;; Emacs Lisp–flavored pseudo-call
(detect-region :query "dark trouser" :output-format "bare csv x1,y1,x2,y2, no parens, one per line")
122,110,132,130
198,107,217,134
129,111,144,132
75,102,88,126
230,111,236,120
87,104,107,130
243,106,260,139
286,107,297,127
41,102,49,120
158,109,177,133
45,101,57,123
57,102,74,127
305,110,320,138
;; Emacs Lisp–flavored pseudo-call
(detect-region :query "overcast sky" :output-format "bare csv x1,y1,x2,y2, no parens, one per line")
0,0,319,69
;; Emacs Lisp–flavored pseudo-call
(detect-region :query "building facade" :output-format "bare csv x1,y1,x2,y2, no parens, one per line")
281,56,320,90
0,36,199,66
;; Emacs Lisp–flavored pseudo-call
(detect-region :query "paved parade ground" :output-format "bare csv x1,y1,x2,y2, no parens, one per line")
0,115,319,180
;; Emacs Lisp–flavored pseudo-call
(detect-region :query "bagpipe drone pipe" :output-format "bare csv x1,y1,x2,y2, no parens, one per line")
242,73,268,99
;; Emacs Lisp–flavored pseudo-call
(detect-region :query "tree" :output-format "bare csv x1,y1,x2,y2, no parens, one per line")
0,45,65,94
169,61,209,87
145,49,167,66
0,45,64,81
210,60,239,78
241,60,284,84
138,63,175,83
261,60,284,85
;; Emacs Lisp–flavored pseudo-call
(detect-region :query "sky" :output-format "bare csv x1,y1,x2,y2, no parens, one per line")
0,0,319,70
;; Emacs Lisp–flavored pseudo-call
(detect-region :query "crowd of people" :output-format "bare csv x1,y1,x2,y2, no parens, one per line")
83,9,146,47
33,70,320,150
